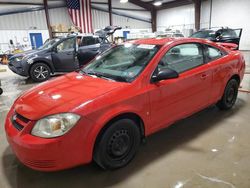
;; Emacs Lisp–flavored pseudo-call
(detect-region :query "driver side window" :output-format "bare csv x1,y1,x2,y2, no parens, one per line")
158,43,204,73
57,38,75,52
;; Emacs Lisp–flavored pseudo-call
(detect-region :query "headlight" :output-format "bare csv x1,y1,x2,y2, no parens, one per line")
15,56,25,62
31,113,80,138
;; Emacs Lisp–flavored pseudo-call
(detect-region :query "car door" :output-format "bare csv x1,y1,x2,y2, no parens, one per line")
148,43,213,131
78,36,101,66
217,29,242,47
203,44,228,103
52,37,78,72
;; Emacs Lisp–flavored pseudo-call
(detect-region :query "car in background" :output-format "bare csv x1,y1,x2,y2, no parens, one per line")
5,37,245,171
156,32,184,38
8,26,121,82
190,27,242,49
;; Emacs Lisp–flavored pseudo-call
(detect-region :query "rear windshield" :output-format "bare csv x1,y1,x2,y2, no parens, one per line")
191,30,216,39
220,29,237,38
81,36,100,46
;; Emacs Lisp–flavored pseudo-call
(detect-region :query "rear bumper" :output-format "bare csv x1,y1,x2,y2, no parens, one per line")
5,108,94,171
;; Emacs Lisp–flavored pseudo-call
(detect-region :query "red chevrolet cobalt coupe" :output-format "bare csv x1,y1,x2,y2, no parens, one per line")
5,38,245,171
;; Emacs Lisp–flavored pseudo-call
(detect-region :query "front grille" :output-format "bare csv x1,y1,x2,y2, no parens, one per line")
16,113,29,123
12,119,24,131
11,112,30,131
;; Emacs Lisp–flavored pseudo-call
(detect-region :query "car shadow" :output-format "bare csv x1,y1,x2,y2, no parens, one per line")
23,73,65,84
1,99,246,188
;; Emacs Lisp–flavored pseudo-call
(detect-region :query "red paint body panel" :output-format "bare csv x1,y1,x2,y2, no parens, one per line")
5,38,245,171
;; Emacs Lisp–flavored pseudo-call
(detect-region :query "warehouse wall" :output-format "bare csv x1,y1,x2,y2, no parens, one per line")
201,0,250,50
0,30,49,52
0,7,71,52
0,7,72,30
91,9,151,30
0,6,150,31
157,4,195,36
0,6,151,51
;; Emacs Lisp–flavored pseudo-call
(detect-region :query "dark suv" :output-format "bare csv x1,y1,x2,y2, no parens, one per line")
8,26,121,82
190,27,242,49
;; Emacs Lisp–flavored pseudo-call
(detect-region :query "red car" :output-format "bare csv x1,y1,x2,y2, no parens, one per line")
5,38,245,171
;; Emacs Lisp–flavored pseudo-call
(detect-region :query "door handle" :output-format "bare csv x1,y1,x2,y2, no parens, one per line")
200,73,208,79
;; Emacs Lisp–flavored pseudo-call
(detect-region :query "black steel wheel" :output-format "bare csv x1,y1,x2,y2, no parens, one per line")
94,119,141,170
217,79,239,110
30,63,51,82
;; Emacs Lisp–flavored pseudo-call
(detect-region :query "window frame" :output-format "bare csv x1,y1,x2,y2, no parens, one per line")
203,44,227,63
55,37,76,52
80,36,100,46
220,29,238,38
153,42,207,76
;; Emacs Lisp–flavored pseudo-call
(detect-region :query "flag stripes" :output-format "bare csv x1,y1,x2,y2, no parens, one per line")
66,0,93,33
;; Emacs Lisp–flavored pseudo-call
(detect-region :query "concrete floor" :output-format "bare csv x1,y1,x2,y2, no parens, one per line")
0,52,250,188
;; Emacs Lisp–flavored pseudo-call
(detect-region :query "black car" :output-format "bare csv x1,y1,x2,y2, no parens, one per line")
190,27,242,49
8,26,121,82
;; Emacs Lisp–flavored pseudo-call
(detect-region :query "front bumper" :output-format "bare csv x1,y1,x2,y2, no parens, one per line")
5,109,93,171
8,60,28,76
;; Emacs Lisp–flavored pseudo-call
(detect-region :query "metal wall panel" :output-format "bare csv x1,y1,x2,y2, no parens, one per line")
48,7,72,27
157,4,195,33
0,7,71,30
0,10,47,30
92,9,151,30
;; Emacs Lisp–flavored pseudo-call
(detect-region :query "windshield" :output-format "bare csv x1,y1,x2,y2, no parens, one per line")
81,43,160,82
38,38,60,50
191,30,216,39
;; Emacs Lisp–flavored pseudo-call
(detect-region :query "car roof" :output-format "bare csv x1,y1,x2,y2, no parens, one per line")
198,27,234,32
130,38,175,45
130,37,212,46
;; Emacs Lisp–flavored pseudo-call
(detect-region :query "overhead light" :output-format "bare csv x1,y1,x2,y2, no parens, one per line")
153,0,162,6
120,0,128,3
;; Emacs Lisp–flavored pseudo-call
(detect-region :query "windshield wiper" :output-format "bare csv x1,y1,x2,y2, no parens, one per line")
79,69,95,76
109,75,128,82
80,70,128,82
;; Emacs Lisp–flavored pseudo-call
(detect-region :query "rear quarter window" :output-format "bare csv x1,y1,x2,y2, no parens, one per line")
206,45,224,62
221,30,237,38
81,36,100,46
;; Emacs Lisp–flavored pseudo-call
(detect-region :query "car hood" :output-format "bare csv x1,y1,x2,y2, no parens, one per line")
11,50,38,58
10,49,49,61
14,72,126,120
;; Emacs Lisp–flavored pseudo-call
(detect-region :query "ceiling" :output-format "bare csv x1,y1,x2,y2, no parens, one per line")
0,0,194,15
0,0,65,15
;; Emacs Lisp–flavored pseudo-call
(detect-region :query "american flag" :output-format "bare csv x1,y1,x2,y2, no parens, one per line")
66,0,93,33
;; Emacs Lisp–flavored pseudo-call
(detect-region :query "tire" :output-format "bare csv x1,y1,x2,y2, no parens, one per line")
0,88,3,95
94,119,141,170
30,63,51,82
217,79,239,110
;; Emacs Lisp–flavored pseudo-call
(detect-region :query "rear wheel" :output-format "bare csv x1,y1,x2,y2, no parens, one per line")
217,79,239,110
0,88,3,95
94,119,141,170
30,63,51,82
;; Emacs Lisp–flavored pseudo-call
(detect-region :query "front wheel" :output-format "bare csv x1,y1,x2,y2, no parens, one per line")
30,63,51,82
94,119,141,170
217,79,239,110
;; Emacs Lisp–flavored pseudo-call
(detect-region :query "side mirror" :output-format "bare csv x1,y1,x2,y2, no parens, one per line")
151,68,179,82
